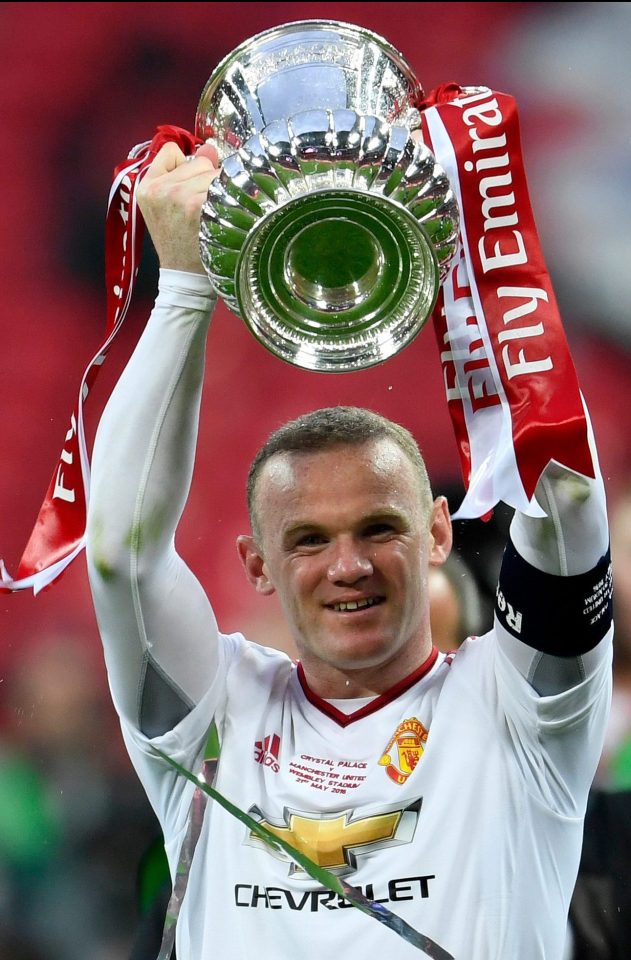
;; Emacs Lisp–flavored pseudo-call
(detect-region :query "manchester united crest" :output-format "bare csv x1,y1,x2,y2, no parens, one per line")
378,717,428,784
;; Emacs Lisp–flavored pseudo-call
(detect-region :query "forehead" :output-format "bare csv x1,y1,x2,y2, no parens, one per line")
256,439,422,526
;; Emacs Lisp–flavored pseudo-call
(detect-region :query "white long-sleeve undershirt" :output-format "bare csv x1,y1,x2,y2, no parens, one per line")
86,270,610,735
87,270,220,732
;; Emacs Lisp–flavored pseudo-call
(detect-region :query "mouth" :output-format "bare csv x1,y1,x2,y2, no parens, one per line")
326,596,385,613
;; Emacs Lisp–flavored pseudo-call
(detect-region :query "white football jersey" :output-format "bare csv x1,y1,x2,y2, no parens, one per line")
122,621,612,960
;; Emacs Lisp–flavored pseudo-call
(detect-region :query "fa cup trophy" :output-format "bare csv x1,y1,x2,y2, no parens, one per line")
196,20,459,371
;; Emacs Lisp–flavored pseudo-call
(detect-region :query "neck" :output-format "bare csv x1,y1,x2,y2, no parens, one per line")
298,639,435,699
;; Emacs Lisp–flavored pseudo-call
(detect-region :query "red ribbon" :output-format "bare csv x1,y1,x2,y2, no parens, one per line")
0,125,201,593
420,85,594,517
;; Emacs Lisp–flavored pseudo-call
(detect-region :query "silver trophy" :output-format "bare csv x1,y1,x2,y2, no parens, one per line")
196,20,459,372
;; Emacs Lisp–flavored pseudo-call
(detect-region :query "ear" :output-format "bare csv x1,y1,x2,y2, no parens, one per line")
428,496,453,566
236,535,276,596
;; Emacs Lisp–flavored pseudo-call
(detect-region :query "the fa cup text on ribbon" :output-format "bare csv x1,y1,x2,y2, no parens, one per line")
52,413,77,504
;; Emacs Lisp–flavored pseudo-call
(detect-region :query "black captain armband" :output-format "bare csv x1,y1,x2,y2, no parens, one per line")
495,541,613,656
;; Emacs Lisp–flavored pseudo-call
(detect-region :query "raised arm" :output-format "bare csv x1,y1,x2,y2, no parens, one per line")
86,143,222,737
496,413,612,695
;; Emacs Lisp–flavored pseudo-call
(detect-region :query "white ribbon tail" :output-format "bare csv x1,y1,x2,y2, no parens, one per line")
1,537,86,596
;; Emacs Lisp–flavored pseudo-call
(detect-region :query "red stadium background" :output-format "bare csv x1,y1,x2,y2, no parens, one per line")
0,4,629,957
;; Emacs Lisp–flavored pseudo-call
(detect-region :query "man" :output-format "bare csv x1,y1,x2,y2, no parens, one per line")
85,142,613,960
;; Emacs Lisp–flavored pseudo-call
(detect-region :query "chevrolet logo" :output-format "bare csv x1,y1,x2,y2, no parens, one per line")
246,799,421,878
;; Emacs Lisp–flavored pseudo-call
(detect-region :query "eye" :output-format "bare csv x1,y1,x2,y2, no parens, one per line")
363,522,397,539
295,533,328,548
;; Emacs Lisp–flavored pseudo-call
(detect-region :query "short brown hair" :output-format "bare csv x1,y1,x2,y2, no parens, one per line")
247,406,432,538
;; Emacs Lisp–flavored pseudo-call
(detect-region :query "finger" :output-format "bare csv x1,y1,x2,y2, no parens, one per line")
178,160,221,192
144,141,188,181
146,152,219,195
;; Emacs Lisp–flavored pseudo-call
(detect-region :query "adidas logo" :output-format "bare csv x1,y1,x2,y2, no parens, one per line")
254,733,281,773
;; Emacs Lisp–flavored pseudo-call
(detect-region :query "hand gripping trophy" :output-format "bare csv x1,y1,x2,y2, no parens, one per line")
195,19,459,372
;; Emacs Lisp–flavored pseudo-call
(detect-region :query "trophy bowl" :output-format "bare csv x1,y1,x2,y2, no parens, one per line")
196,20,459,372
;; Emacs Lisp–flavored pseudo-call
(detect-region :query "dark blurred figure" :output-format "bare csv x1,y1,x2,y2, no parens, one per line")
567,788,631,960
428,551,489,652
0,634,160,960
0,932,47,960
129,836,174,960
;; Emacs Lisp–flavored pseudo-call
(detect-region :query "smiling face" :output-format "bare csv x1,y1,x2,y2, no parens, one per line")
238,439,452,697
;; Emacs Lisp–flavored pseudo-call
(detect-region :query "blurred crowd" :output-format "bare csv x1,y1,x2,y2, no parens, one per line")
1,2,630,958
0,636,160,960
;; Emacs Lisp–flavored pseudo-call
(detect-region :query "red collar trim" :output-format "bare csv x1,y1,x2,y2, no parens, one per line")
296,647,439,728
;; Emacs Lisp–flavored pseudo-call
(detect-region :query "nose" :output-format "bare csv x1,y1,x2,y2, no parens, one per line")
326,537,373,584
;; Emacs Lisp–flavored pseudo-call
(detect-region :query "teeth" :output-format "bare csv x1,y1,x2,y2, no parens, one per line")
333,597,380,612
